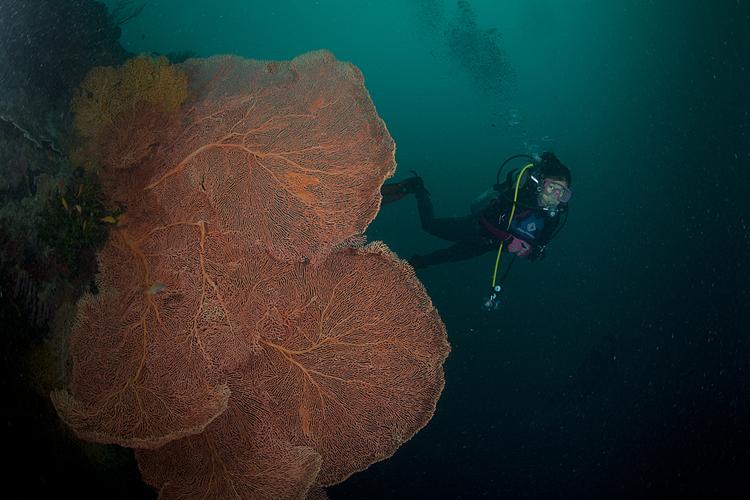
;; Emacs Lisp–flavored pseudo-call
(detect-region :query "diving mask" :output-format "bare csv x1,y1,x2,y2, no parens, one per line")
542,180,572,203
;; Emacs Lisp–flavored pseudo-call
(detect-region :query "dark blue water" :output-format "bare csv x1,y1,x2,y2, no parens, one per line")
4,0,749,498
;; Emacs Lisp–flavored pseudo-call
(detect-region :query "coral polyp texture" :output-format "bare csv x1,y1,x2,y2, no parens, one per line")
69,54,188,171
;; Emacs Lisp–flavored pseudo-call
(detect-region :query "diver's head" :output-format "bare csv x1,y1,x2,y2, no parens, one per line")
534,153,572,217
538,178,571,217
538,152,572,186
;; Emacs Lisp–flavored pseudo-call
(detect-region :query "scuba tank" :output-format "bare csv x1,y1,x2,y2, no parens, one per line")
470,187,502,215
470,154,537,215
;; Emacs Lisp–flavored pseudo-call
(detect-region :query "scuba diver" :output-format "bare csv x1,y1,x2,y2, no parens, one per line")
381,152,572,308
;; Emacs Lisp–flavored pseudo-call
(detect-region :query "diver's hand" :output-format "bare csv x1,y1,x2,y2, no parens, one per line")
507,237,532,258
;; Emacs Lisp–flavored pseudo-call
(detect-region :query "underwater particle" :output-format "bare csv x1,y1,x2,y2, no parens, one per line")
507,109,522,126
444,1,511,94
406,0,513,97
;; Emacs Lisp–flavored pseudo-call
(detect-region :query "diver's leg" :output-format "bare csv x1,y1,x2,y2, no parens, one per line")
416,189,476,242
409,241,492,269
415,188,435,225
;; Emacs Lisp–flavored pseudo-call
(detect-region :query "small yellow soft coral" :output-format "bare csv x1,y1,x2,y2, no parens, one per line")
70,55,188,171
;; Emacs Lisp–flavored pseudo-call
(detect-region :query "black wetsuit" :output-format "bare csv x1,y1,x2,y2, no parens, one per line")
410,182,560,269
